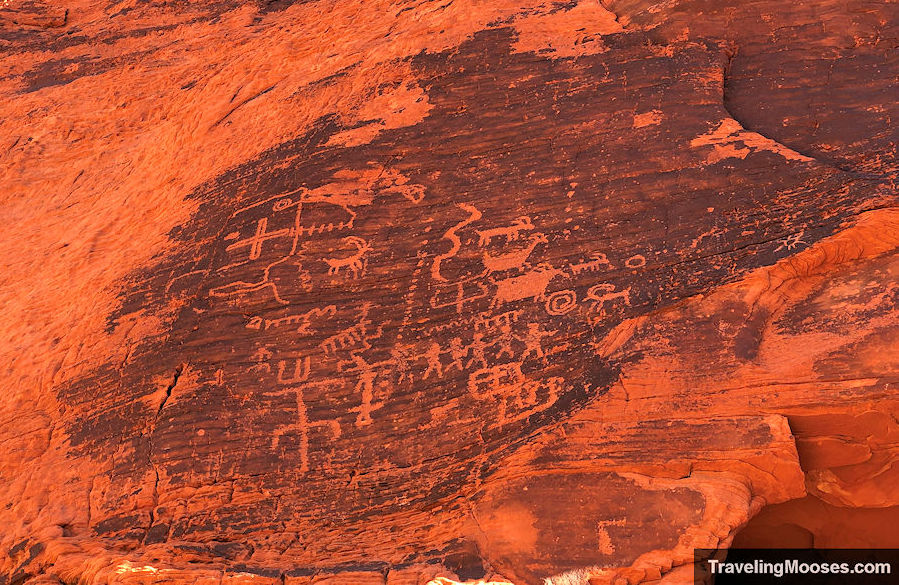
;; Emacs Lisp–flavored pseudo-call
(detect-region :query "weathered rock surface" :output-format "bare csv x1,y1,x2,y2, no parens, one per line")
1,0,896,584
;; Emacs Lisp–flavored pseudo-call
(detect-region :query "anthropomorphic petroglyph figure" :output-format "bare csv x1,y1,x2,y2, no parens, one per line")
482,232,548,273
775,229,807,252
475,216,534,247
344,354,382,428
493,322,517,361
465,332,490,370
446,337,467,373
324,236,371,278
519,322,552,362
422,341,444,379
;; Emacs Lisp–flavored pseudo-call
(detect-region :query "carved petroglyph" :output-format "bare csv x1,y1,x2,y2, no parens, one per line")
324,236,370,278
277,357,311,385
596,519,626,555
269,383,343,473
245,305,337,334
468,362,524,400
474,309,521,331
545,289,577,315
492,264,565,306
482,232,548,273
568,252,615,275
225,217,292,261
519,322,552,362
430,277,490,313
339,354,384,428
624,254,646,269
467,362,562,424
775,229,807,252
432,203,482,282
586,283,632,324
475,216,534,246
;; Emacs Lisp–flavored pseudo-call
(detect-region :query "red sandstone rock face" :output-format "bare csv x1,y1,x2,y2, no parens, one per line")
0,0,896,584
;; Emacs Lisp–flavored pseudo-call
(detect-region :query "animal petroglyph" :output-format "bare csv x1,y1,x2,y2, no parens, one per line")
492,264,565,306
324,236,370,278
586,283,632,318
569,252,615,275
775,229,807,252
482,232,548,273
475,216,534,246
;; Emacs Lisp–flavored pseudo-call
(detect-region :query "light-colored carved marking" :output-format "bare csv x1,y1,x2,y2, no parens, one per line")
273,197,295,212
324,236,371,278
341,355,384,428
320,322,366,354
319,303,376,355
468,362,524,400
245,305,337,333
569,252,615,275
226,217,292,260
775,229,807,252
482,232,547,273
518,322,552,362
296,204,357,237
430,277,490,314
624,254,646,268
492,264,564,306
586,283,631,320
422,342,444,379
474,309,521,331
465,332,490,370
277,357,311,384
446,337,467,373
249,347,273,373
597,519,626,555
492,323,517,361
475,216,534,247
275,383,342,473
545,289,577,315
432,203,481,282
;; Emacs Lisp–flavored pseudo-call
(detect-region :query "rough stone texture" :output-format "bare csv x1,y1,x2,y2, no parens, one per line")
0,0,896,584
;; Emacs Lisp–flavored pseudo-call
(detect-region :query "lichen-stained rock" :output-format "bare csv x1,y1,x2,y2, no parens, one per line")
0,0,896,584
